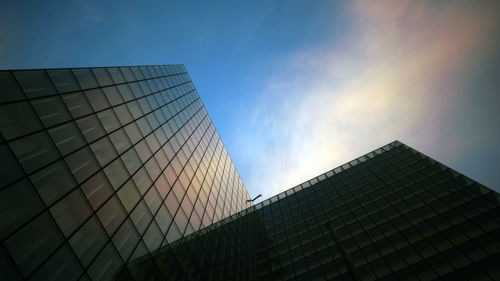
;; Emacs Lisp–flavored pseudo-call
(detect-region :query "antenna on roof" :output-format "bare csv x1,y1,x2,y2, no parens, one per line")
246,194,262,203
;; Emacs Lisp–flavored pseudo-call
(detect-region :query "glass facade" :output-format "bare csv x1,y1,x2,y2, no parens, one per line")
0,65,251,281
123,141,500,281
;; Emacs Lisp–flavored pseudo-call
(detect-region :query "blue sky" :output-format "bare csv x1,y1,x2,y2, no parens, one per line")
1,0,499,199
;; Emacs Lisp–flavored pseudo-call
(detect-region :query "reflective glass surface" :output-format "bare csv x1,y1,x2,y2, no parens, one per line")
0,65,250,281
122,141,500,281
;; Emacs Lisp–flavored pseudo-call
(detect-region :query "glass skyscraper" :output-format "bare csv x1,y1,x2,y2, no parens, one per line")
0,65,251,281
1,65,499,281
122,141,500,281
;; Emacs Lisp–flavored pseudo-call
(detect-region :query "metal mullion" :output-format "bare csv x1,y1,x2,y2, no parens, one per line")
0,69,188,106
0,64,184,73
180,127,224,234
161,118,216,239
174,124,220,235
128,114,214,273
0,77,191,146
5,69,92,281
58,99,207,276
211,152,231,223
192,137,224,230
147,131,223,276
0,95,201,243
201,140,229,225
0,87,196,192
120,110,210,266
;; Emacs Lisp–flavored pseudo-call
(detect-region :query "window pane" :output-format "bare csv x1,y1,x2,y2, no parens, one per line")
65,147,99,183
166,222,181,243
97,109,120,133
97,196,126,235
133,167,152,195
112,219,139,261
121,148,142,175
130,200,152,235
30,160,76,205
104,158,129,190
117,179,140,213
144,186,161,214
91,68,113,87
131,67,144,80
117,84,134,101
62,92,93,118
48,122,85,156
81,172,113,210
4,213,63,277
154,174,170,199
0,71,24,103
143,222,162,252
109,128,131,154
31,96,71,127
47,69,81,93
124,122,142,144
0,144,24,188
85,88,110,111
9,132,58,174
129,82,144,99
139,66,152,79
139,81,152,96
76,115,105,143
72,69,99,90
0,180,44,240
90,136,117,167
30,244,82,281
119,67,136,82
155,204,173,234
107,67,125,84
113,104,133,126
103,86,123,106
69,216,107,266
145,157,161,182
126,100,143,119
0,101,42,140
87,243,122,281
14,70,56,98
135,140,152,162
50,189,92,237
174,207,188,233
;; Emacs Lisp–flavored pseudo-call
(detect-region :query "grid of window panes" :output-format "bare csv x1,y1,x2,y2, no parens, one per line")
0,65,251,281
124,141,500,281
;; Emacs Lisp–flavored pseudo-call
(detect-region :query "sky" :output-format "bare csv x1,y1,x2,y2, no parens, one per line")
1,0,499,200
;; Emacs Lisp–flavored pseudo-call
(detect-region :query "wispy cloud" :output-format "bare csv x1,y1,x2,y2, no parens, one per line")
237,0,500,199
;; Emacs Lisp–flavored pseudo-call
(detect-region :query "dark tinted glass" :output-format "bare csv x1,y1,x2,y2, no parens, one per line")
50,189,92,237
0,71,24,103
9,132,58,173
0,180,44,239
30,160,76,204
48,122,85,156
14,70,56,98
47,69,81,93
31,96,71,127
73,69,99,89
0,101,42,140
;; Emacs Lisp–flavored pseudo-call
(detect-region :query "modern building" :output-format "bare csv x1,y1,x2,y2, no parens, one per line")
1,65,499,281
121,141,499,281
0,65,251,281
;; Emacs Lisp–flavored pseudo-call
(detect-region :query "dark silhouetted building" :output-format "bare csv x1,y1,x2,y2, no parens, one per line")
0,65,251,281
122,141,499,281
1,65,499,281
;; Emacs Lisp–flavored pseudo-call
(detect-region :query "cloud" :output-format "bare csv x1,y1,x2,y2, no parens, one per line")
238,0,500,199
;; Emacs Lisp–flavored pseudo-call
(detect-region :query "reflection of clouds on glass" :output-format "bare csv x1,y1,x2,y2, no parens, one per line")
241,0,500,198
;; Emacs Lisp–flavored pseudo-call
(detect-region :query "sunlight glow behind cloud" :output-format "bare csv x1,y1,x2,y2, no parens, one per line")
237,0,500,199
